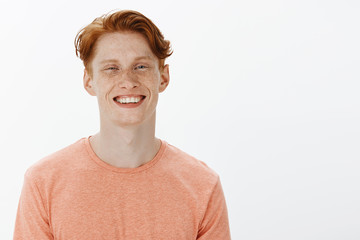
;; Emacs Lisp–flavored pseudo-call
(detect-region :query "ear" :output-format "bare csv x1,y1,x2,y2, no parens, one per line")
83,69,96,96
159,64,170,93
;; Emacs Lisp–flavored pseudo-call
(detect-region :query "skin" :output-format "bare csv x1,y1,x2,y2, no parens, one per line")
83,31,170,168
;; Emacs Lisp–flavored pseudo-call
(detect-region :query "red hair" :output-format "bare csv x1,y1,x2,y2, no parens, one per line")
74,10,172,73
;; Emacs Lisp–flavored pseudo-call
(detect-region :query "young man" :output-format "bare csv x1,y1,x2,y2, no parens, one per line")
14,10,231,239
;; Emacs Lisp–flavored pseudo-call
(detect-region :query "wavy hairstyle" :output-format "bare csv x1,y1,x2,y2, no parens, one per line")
74,10,172,74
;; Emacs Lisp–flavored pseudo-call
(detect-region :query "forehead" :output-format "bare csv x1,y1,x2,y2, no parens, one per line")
92,31,156,63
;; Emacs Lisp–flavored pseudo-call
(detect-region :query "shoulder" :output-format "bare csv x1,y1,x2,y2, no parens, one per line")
24,137,87,182
160,141,223,217
161,141,220,187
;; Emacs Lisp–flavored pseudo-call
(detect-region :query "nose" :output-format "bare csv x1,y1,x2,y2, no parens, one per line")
118,69,140,89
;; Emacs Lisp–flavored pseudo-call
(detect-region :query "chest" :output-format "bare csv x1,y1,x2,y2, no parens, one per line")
48,174,199,239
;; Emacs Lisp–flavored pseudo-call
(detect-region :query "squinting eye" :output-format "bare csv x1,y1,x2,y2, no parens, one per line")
107,67,118,70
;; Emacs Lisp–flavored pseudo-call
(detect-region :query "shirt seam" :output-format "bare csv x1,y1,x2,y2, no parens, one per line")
30,174,55,237
197,175,220,233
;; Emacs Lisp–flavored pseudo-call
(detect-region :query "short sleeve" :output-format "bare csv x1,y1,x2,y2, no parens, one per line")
197,176,231,240
13,169,53,240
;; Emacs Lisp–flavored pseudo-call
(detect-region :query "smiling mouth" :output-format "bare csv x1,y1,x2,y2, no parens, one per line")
113,95,146,104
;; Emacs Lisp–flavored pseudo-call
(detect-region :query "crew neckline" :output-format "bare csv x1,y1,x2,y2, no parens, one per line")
83,135,167,173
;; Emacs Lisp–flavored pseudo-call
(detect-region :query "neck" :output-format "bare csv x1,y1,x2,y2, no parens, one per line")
89,112,161,168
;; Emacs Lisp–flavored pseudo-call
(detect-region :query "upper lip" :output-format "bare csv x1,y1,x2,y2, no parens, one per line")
114,94,145,97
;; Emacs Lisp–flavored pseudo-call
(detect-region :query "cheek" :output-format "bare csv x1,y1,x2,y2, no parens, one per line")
92,81,114,103
144,73,161,88
94,75,114,89
147,83,160,93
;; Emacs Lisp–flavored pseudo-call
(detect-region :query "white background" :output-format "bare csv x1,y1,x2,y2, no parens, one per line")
1,0,359,239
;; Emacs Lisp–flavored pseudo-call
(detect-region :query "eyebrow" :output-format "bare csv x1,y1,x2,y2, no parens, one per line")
100,55,153,64
100,59,119,64
134,55,153,61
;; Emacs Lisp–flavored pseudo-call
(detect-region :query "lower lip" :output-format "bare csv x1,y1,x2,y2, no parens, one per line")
113,97,146,108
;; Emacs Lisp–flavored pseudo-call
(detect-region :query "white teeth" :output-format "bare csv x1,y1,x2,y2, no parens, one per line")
115,96,142,104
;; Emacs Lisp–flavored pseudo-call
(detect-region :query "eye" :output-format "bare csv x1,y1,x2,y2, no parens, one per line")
135,65,148,70
106,67,119,70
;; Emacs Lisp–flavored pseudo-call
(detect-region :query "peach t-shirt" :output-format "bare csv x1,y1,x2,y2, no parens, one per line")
14,136,231,239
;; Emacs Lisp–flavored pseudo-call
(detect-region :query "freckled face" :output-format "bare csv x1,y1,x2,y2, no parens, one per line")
83,31,170,127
